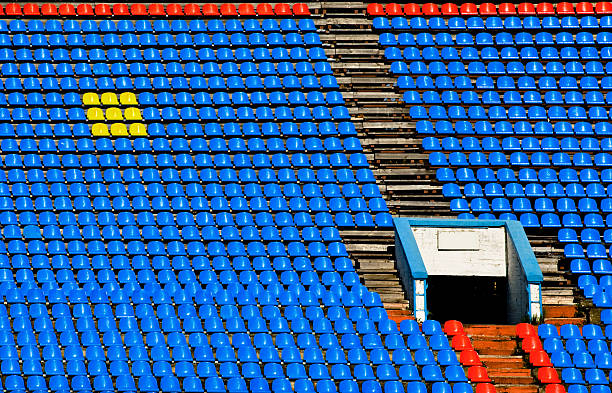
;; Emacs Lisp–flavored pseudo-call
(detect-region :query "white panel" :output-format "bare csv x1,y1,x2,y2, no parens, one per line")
412,227,506,277
438,230,479,251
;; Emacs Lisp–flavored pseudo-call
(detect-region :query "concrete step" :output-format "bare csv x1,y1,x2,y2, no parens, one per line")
479,355,525,370
495,385,539,393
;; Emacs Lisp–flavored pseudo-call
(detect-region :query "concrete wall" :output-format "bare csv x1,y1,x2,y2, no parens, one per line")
506,231,527,323
411,227,507,277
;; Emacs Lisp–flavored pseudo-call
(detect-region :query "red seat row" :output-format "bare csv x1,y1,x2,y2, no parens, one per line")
1,3,310,16
517,324,565,393
368,2,612,16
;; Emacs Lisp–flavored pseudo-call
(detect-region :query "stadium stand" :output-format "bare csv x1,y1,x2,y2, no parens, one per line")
0,3,496,393
3,1,612,393
369,2,612,393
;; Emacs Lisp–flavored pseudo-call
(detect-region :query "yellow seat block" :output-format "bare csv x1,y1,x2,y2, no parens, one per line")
101,92,119,106
129,123,147,136
110,123,128,136
83,93,100,106
105,107,123,121
91,123,109,136
124,107,142,121
120,92,137,105
87,108,104,121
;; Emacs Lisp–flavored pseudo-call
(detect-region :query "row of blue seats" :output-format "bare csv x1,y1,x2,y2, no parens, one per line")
387,46,610,62
455,211,610,229
0,19,318,34
380,31,612,47
45,105,349,123
0,121,357,139
444,182,612,199
0,60,333,77
424,136,612,152
411,105,612,121
373,16,612,31
416,120,612,136
406,90,612,106
0,75,341,91
561,228,612,244
437,166,612,184
139,105,350,121
0,31,323,48
392,60,612,76
558,368,611,384
0,131,358,152
397,74,608,90
430,150,612,168
450,196,612,214
0,46,328,62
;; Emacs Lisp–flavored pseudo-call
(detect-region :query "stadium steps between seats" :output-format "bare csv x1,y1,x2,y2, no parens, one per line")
464,325,539,393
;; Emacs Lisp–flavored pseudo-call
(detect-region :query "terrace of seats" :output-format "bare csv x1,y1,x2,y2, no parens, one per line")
0,3,497,393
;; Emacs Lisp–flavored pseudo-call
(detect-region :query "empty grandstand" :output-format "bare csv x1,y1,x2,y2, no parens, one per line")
0,2,607,393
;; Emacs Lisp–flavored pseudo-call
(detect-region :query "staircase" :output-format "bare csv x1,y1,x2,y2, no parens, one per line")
465,325,539,393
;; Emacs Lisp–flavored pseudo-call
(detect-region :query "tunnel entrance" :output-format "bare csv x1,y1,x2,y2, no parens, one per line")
427,276,508,324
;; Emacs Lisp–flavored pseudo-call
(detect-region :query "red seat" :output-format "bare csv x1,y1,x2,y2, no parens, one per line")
460,350,482,366
202,3,219,16
293,3,310,15
23,3,40,15
556,2,575,14
517,2,536,15
451,335,473,351
58,3,76,15
422,3,440,15
77,3,94,15
536,3,555,14
596,2,612,13
479,3,497,15
475,384,497,393
367,3,385,15
238,4,256,15
529,350,553,367
385,3,403,16
444,320,464,336
275,3,292,15
184,3,201,15
538,367,561,384
516,323,536,338
404,3,421,15
545,385,566,393
441,3,459,15
113,4,129,16
460,4,478,15
220,3,237,15
148,4,165,15
130,4,147,15
257,3,275,16
41,3,58,15
521,337,543,353
468,366,491,383
167,4,183,16
576,2,595,14
95,4,112,16
498,3,517,15
5,3,21,15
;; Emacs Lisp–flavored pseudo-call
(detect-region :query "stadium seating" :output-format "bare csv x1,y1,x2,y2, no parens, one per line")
372,5,612,392
0,3,492,393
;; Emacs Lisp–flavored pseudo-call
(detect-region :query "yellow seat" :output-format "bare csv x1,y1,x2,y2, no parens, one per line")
129,123,147,136
120,92,138,105
124,107,142,121
110,123,128,136
105,107,123,121
82,93,100,106
101,92,119,106
91,123,109,136
86,108,104,121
